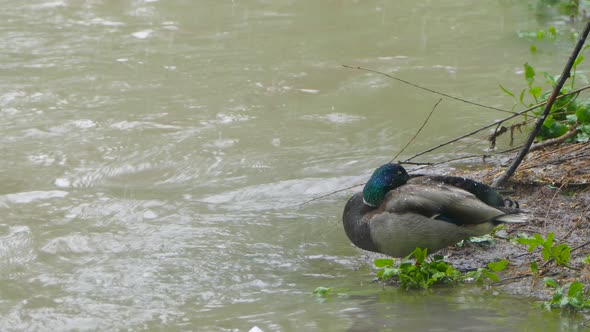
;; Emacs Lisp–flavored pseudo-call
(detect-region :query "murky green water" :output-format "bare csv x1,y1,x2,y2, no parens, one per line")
0,0,587,331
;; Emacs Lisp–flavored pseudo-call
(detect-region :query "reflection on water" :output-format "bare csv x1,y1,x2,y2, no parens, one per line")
0,0,587,330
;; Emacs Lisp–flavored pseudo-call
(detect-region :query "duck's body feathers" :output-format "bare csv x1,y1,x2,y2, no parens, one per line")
382,183,523,226
343,164,527,257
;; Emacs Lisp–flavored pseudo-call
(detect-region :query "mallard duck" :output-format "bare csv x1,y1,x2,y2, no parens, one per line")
342,163,527,257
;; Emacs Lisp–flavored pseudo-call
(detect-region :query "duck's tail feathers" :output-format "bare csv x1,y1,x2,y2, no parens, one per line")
495,213,528,224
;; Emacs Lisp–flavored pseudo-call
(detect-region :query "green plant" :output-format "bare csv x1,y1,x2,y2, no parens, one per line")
312,286,334,297
543,277,590,312
517,232,573,267
375,248,462,289
463,260,510,285
501,61,590,142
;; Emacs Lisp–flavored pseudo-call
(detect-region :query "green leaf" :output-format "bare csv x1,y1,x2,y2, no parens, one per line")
524,63,536,86
399,262,412,270
529,86,542,100
482,270,500,282
380,266,398,281
517,237,543,251
313,287,333,297
412,247,428,264
488,260,509,272
545,233,555,248
577,131,590,143
544,277,559,288
519,89,526,104
499,84,515,98
530,44,537,54
551,244,571,266
573,55,585,70
432,261,449,272
431,271,446,280
374,258,394,268
543,72,557,85
568,281,584,300
576,106,590,123
446,266,460,278
580,124,590,135
539,120,568,139
566,113,578,124
530,261,539,274
548,26,557,37
542,116,555,129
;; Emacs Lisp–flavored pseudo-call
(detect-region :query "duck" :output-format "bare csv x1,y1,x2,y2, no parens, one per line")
342,163,527,257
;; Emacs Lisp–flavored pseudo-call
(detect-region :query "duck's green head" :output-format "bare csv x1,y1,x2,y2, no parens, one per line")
362,163,410,207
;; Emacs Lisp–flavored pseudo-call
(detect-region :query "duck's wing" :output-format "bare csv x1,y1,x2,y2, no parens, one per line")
382,183,511,225
408,175,504,207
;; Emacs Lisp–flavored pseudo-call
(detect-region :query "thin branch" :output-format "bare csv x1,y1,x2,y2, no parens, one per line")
343,65,516,114
571,240,590,253
493,21,590,187
296,182,364,207
493,273,532,285
399,161,434,166
560,214,589,243
390,98,442,162
403,85,590,163
528,126,579,152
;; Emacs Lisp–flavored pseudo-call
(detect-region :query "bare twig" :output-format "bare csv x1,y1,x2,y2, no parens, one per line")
529,126,579,152
390,98,442,162
342,65,517,114
492,21,590,188
571,240,590,253
404,85,590,163
400,161,434,166
296,183,364,207
493,273,532,285
560,215,588,243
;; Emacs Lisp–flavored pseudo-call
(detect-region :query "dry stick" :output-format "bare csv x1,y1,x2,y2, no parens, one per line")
296,182,364,207
342,65,517,115
403,85,590,164
528,127,579,153
520,138,582,168
390,98,442,162
571,240,590,253
493,273,532,285
492,21,590,188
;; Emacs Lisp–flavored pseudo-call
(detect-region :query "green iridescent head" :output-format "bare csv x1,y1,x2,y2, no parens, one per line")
362,163,410,207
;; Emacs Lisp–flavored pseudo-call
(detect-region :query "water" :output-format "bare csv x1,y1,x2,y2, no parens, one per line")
0,0,587,330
